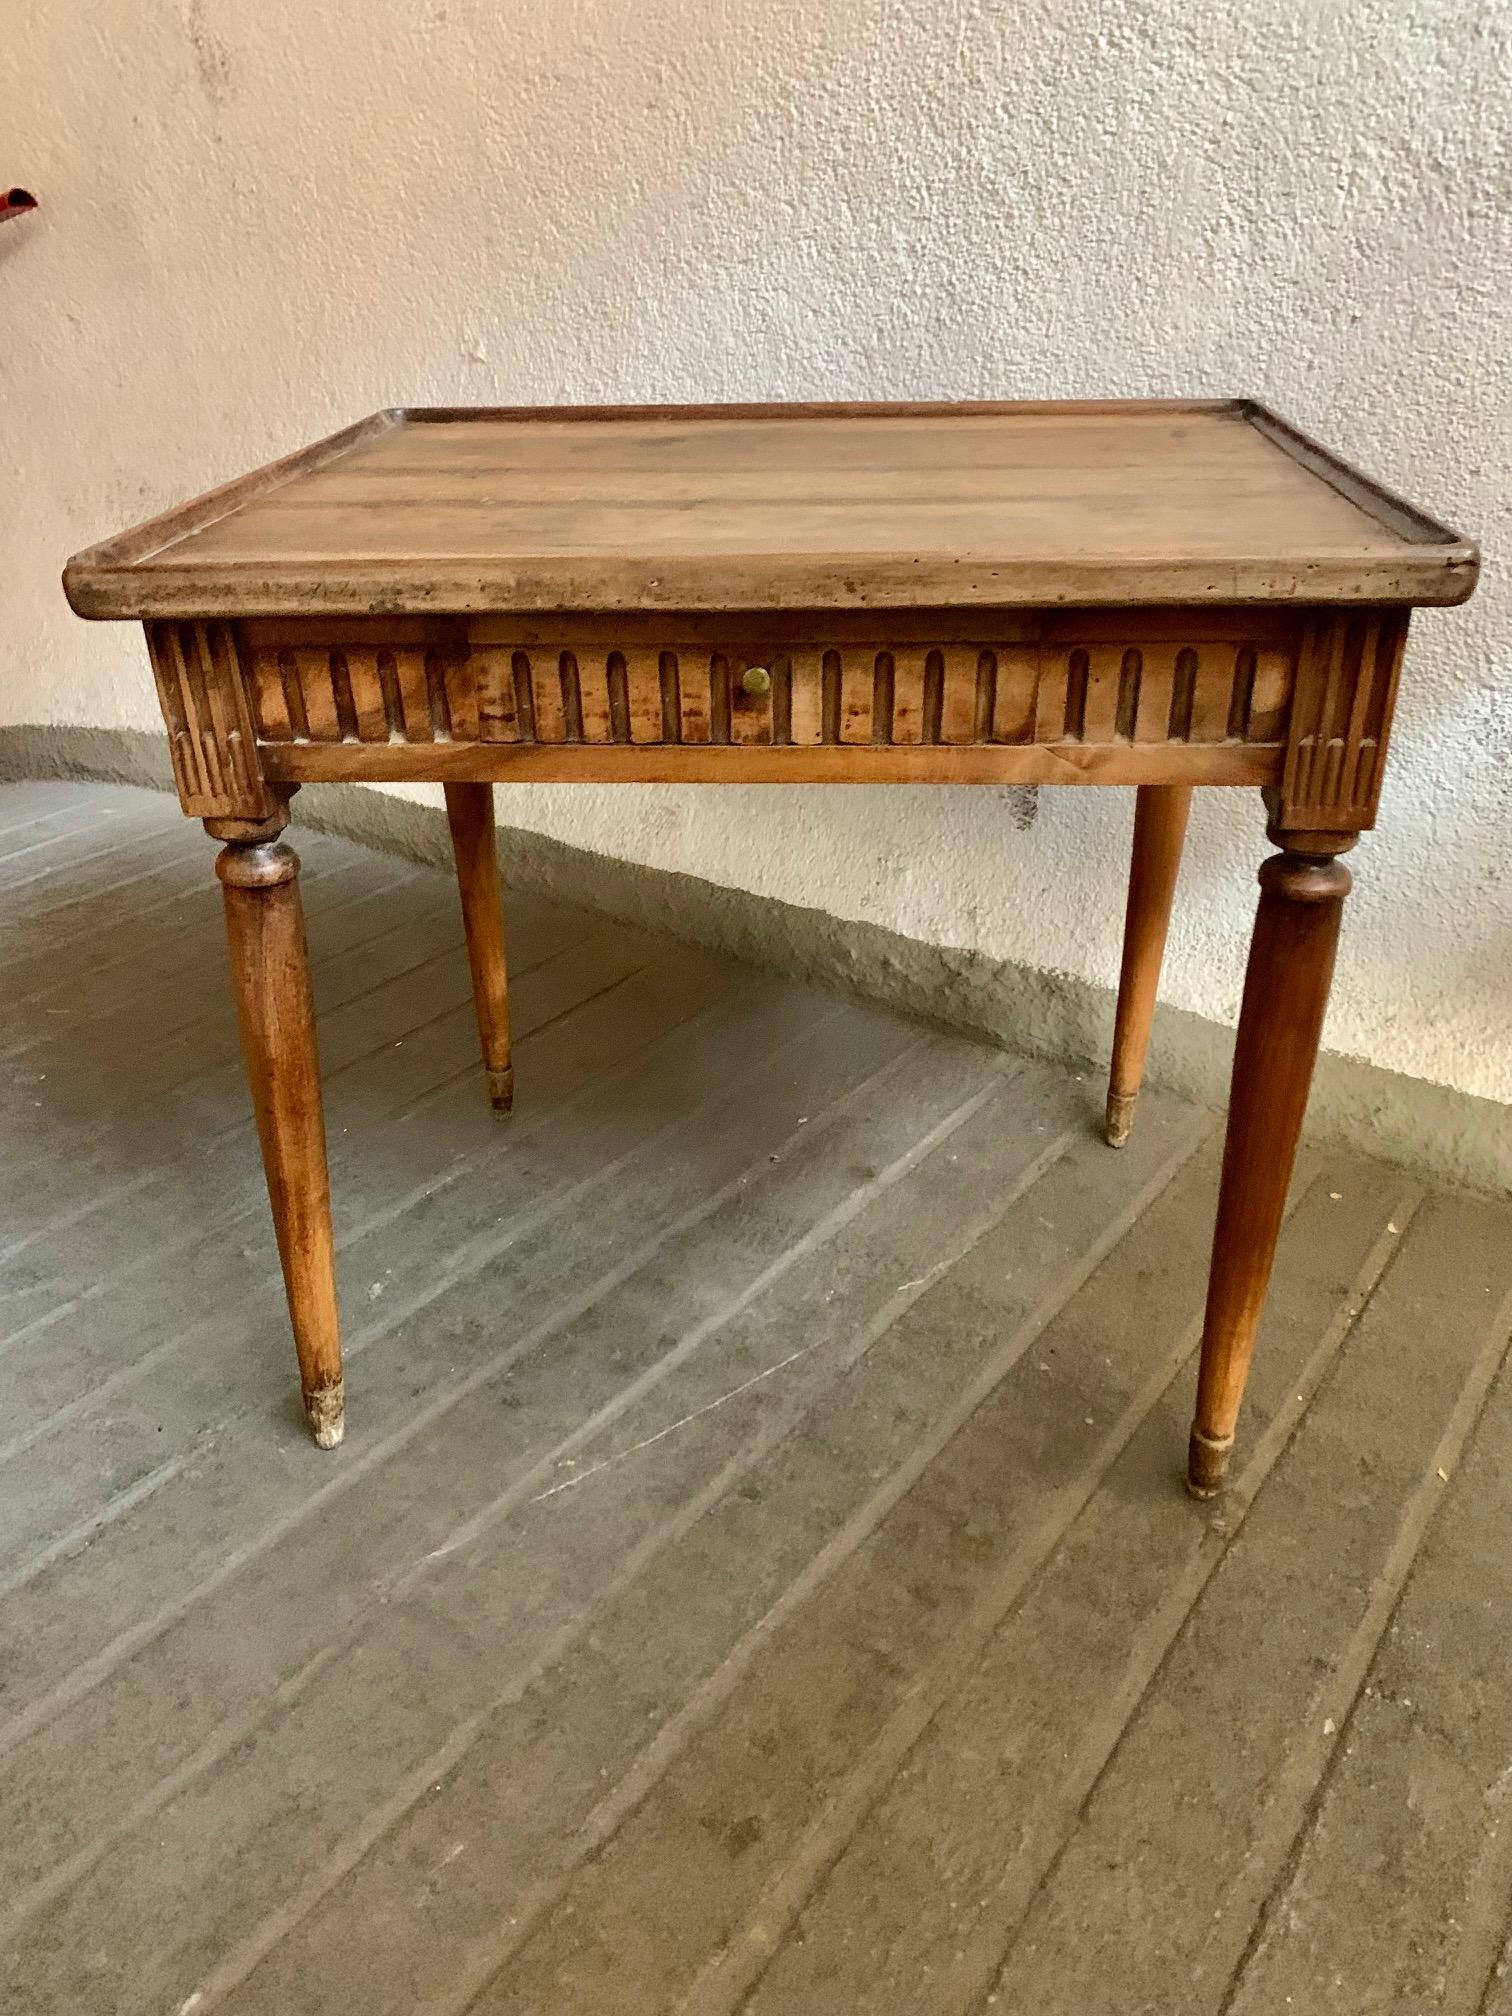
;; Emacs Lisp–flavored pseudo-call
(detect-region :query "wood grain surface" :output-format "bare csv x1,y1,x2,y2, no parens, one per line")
63,401,1477,617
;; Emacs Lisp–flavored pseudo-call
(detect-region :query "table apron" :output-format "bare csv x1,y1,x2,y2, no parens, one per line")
141,605,1408,831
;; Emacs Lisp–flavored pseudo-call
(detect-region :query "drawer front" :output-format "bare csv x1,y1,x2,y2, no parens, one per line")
227,611,1299,756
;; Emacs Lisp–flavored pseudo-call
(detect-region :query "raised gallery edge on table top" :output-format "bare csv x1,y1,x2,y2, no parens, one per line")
63,399,1477,619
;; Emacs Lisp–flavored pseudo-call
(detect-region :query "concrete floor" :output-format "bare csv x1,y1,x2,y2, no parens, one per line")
1,781,1510,2016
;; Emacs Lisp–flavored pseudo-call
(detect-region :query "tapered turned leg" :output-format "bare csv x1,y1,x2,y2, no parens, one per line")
444,781,513,1114
1188,837,1355,1497
211,805,343,1448
1107,785,1191,1146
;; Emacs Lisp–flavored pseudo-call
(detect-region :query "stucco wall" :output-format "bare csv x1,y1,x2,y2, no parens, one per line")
6,0,1509,1105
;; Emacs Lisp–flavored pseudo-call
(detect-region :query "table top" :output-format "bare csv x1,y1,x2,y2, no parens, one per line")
64,399,1476,619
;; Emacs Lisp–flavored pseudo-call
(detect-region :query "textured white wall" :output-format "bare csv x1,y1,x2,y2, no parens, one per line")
6,0,1509,1101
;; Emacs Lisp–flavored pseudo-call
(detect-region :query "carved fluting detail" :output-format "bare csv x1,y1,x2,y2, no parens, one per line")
1279,610,1409,831
241,631,1297,755
146,622,273,819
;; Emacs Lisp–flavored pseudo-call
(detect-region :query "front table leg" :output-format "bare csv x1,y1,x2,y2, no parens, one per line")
1188,828,1355,1497
208,802,343,1448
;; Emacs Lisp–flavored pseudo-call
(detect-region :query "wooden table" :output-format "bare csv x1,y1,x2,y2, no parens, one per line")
64,400,1478,1494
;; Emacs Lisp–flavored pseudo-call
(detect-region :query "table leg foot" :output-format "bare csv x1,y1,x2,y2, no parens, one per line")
1107,784,1191,1148
486,1063,515,1114
1186,1425,1234,1498
304,1378,345,1449
1105,1089,1137,1149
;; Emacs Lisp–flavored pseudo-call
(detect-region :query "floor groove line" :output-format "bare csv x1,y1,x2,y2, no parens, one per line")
0,926,478,1195
0,949,746,1441
0,853,424,1061
0,813,283,955
0,861,204,973
425,1117,1213,2016
1433,1538,1512,2016
2,825,192,906
379,1057,1012,1592
0,846,239,974
938,1185,1428,2016
1210,1273,1512,2016
0,805,127,874
0,793,110,844
674,1176,1419,2016
4,1098,1079,1970
0,964,794,1589
6,788,1508,2016
0,1457,191,1607
0,1021,929,1759
0,915,618,1283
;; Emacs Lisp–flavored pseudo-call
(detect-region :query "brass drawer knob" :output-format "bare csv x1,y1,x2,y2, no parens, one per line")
741,664,772,697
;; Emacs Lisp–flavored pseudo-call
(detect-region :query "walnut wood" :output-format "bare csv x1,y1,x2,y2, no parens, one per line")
58,401,1480,1478
214,822,343,1447
242,605,1308,649
261,739,1275,789
63,401,1477,619
1277,609,1410,832
202,796,296,845
124,608,1307,818
1187,844,1353,1497
1107,785,1192,1147
145,621,273,822
443,781,513,1113
75,412,401,571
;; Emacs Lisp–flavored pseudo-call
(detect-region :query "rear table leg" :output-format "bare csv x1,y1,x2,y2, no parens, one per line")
1107,784,1191,1147
444,781,513,1113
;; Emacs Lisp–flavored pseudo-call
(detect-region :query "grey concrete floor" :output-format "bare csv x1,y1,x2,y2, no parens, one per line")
1,779,1510,2016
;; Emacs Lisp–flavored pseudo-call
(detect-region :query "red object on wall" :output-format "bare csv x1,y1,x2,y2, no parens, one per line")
1,188,38,223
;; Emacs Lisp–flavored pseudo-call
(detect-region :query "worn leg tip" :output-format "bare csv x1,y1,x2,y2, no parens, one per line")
487,1065,514,1115
1105,1090,1136,1149
1187,1425,1234,1499
304,1381,345,1449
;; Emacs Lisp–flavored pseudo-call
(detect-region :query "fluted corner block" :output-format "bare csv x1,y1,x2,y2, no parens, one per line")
1277,609,1409,835
147,620,276,821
